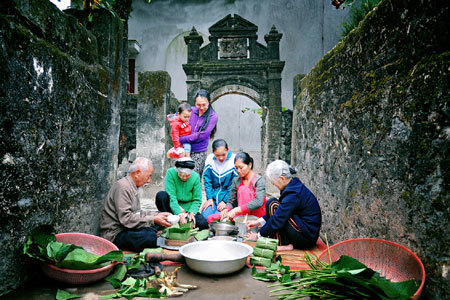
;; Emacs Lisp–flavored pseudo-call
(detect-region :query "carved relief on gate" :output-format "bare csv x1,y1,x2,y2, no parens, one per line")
218,38,248,59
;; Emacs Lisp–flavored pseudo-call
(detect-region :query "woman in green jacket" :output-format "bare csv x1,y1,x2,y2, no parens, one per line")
156,157,208,229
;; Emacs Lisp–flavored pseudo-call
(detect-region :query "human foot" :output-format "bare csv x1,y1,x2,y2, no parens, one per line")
277,244,294,251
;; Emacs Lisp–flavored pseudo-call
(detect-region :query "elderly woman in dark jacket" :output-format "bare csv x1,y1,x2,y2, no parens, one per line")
246,160,322,250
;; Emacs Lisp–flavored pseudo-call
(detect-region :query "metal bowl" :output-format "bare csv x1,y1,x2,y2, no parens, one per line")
234,215,259,236
209,222,239,236
179,240,253,275
318,238,425,300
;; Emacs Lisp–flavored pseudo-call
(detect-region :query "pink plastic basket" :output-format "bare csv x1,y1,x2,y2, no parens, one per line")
40,232,119,285
318,238,425,300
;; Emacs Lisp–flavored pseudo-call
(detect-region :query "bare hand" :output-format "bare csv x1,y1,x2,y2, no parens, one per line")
217,201,227,211
188,212,196,227
227,208,239,220
244,232,258,241
178,213,187,225
154,212,172,227
219,209,228,221
200,199,214,212
246,220,260,231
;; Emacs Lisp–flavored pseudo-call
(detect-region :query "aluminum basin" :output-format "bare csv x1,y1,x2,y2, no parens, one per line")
179,241,253,275
210,222,239,236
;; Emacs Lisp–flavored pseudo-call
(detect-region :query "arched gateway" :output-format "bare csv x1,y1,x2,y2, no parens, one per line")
183,14,285,167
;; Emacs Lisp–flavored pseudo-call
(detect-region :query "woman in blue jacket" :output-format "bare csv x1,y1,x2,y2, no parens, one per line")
200,139,238,222
246,160,322,250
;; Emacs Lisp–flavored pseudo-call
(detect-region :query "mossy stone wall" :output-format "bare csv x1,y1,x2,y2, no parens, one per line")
292,0,449,297
0,0,126,295
136,71,172,186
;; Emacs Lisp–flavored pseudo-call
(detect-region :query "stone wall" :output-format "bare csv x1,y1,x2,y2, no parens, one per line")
292,0,449,298
136,71,171,186
0,0,126,295
280,109,293,164
119,94,138,162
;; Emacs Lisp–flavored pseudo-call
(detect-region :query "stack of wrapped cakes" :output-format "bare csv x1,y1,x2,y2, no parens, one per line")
249,237,278,267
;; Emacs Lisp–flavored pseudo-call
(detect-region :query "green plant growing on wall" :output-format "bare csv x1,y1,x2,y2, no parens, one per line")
340,0,381,38
67,0,151,21
241,106,287,116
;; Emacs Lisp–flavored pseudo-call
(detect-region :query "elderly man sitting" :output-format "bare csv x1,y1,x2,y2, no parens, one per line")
100,157,172,252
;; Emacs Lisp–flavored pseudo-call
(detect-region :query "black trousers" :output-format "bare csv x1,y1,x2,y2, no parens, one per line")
265,198,317,249
155,191,209,230
114,226,158,253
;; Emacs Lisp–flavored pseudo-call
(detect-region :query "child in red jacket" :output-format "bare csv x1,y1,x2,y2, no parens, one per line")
167,102,192,159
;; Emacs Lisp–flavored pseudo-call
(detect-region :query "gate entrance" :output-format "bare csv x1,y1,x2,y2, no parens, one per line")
183,14,284,168
211,94,263,172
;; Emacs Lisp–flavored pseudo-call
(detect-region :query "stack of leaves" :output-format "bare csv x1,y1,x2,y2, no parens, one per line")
249,237,278,268
24,225,123,270
101,253,166,300
252,256,292,283
56,248,169,300
266,253,419,300
161,221,209,241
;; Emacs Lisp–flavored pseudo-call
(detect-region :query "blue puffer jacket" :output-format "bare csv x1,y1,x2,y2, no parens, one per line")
203,151,238,204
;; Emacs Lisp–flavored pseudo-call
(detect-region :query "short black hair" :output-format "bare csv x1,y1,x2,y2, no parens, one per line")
178,102,192,114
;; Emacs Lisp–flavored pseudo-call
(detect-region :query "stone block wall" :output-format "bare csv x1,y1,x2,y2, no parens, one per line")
280,109,293,164
119,93,138,162
0,0,126,295
136,71,171,187
292,0,449,297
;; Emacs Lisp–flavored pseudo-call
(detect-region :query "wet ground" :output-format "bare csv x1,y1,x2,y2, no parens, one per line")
4,265,274,300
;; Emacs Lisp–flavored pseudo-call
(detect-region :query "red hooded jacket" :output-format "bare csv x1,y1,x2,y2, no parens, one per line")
167,114,191,148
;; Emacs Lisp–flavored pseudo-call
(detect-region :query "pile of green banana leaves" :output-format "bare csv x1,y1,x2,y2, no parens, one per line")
252,253,419,300
161,221,209,241
23,225,123,270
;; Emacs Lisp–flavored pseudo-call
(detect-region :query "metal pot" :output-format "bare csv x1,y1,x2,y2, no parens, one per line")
179,240,253,275
234,215,259,236
209,222,239,236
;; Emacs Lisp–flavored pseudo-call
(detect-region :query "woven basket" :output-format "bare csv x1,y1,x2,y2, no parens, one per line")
318,238,425,300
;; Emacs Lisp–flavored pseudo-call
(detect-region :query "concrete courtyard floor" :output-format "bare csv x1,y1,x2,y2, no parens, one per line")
4,182,283,300
4,265,275,300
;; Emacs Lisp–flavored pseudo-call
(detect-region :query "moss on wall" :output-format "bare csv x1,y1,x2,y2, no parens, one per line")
293,0,449,298
0,0,126,295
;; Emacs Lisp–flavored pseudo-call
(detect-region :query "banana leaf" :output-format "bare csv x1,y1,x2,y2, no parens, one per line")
255,237,278,251
24,225,123,270
56,249,123,270
253,247,275,259
250,256,272,268
194,229,210,241
167,227,192,240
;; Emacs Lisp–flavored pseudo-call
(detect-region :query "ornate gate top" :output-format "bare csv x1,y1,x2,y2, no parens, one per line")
182,14,285,165
184,14,283,62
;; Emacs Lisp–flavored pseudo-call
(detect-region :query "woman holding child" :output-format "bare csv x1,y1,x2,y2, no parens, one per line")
179,89,218,177
200,139,238,222
246,160,322,250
